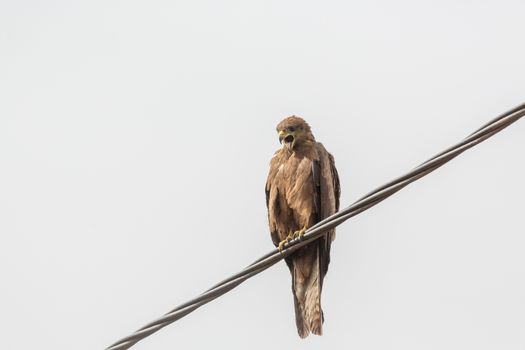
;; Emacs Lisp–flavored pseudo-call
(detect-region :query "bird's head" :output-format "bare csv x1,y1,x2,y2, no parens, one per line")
276,116,315,152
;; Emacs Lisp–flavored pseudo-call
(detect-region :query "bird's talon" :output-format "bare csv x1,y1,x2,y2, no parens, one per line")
291,226,308,240
278,227,308,251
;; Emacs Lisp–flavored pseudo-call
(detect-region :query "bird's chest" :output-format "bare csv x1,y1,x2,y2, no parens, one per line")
273,154,314,205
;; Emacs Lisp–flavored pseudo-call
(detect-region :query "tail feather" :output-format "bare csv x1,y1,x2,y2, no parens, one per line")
291,242,324,338
305,274,322,335
292,292,309,338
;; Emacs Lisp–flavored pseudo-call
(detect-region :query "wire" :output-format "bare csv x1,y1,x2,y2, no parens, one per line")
106,102,525,350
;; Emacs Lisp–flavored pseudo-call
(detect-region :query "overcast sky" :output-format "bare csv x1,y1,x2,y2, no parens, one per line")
1,1,525,349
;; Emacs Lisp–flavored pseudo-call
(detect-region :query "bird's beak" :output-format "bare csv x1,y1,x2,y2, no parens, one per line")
279,130,295,151
278,130,286,143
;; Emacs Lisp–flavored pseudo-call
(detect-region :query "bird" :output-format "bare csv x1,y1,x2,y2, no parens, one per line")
265,116,340,338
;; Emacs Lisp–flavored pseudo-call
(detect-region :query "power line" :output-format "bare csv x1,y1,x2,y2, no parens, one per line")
106,102,525,350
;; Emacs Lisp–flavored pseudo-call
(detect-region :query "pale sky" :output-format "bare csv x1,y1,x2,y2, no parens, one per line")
1,1,525,349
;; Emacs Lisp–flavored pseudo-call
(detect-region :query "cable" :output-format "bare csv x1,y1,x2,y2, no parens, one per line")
106,102,525,350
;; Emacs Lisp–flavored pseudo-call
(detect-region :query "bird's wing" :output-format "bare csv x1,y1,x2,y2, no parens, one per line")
315,142,340,281
265,152,283,247
316,143,340,225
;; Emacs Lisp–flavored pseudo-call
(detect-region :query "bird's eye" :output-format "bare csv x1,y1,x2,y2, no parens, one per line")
288,126,295,132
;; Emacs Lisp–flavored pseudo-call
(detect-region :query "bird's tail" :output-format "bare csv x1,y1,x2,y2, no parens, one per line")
291,244,324,338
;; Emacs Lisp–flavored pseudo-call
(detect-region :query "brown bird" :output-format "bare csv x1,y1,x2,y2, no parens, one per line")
265,116,340,338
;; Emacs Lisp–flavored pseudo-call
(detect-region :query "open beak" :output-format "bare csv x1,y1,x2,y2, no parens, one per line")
279,130,295,151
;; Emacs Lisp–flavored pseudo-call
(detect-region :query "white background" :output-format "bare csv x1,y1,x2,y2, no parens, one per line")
1,1,525,349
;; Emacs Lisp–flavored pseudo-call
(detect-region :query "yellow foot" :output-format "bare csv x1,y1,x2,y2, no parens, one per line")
278,231,294,252
278,226,308,251
291,225,307,240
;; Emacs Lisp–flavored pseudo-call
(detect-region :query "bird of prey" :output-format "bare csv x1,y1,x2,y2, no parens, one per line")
265,116,340,338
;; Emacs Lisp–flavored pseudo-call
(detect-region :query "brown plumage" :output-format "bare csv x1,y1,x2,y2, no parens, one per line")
265,116,340,338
